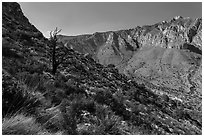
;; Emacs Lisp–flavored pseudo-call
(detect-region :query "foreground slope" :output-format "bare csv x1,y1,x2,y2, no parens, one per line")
2,2,202,135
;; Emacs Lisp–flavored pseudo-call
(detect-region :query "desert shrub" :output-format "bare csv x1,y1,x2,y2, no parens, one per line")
2,70,43,117
90,104,123,135
16,72,43,90
2,46,21,58
93,88,130,120
28,63,47,74
98,114,122,135
20,58,47,74
36,105,65,133
36,101,74,134
66,94,96,117
16,72,64,106
61,94,95,134
50,88,66,105
56,72,67,82
94,88,113,105
77,101,136,135
2,39,22,58
43,98,79,134
77,104,143,135
64,83,86,96
3,57,26,76
2,113,50,135
16,29,37,42
60,103,78,135
37,94,95,135
111,93,130,120
54,73,67,88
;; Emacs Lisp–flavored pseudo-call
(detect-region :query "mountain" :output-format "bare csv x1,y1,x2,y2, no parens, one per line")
58,16,202,69
2,2,202,135
58,16,202,111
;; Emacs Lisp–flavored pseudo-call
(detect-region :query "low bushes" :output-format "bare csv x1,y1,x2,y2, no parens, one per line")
2,114,50,135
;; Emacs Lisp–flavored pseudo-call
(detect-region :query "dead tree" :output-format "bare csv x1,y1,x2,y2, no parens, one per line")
49,27,67,75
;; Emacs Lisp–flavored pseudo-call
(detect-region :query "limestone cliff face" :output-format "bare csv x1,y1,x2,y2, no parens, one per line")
136,16,201,50
59,16,201,68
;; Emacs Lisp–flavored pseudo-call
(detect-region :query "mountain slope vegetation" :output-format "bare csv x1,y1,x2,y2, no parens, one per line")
2,2,202,135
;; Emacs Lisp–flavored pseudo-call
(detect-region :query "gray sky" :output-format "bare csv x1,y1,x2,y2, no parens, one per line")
19,2,202,38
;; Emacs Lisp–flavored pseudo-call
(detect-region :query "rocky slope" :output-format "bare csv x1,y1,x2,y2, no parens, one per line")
2,2,202,135
58,16,202,112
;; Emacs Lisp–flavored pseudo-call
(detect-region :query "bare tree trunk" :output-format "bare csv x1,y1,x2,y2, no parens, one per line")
52,42,57,75
49,27,62,75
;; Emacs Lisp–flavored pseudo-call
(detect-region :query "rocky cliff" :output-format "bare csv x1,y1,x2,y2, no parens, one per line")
59,16,202,111
2,2,202,135
59,16,201,66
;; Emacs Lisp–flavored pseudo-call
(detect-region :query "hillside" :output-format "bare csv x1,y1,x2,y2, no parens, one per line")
58,16,202,68
58,16,202,112
2,2,202,135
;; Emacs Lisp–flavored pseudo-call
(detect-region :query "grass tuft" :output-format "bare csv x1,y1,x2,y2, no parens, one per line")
2,114,50,135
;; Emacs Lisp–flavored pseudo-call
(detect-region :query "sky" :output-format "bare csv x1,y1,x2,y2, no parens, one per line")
19,2,202,38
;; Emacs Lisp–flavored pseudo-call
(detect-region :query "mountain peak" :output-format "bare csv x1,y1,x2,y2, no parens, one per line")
173,15,183,20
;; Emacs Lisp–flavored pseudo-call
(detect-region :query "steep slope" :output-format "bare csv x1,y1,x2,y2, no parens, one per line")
58,16,202,110
2,2,49,76
58,30,138,70
2,2,202,135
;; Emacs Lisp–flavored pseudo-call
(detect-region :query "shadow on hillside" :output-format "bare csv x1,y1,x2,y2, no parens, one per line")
183,43,202,55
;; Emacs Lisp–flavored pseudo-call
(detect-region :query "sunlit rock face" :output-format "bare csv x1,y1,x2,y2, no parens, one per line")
59,16,202,97
59,16,201,65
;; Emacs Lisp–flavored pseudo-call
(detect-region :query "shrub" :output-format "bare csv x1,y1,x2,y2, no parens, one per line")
92,104,123,135
63,94,96,118
2,39,22,58
36,105,65,133
94,88,113,105
16,72,43,92
36,94,96,135
2,114,50,135
60,103,78,135
2,70,42,117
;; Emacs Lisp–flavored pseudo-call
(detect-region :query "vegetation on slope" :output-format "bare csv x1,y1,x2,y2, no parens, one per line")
2,2,202,135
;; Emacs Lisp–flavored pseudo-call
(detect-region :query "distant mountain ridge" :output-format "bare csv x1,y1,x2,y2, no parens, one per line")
58,16,202,110
58,16,201,66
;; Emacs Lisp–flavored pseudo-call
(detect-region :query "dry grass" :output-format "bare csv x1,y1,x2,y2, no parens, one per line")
2,113,50,135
